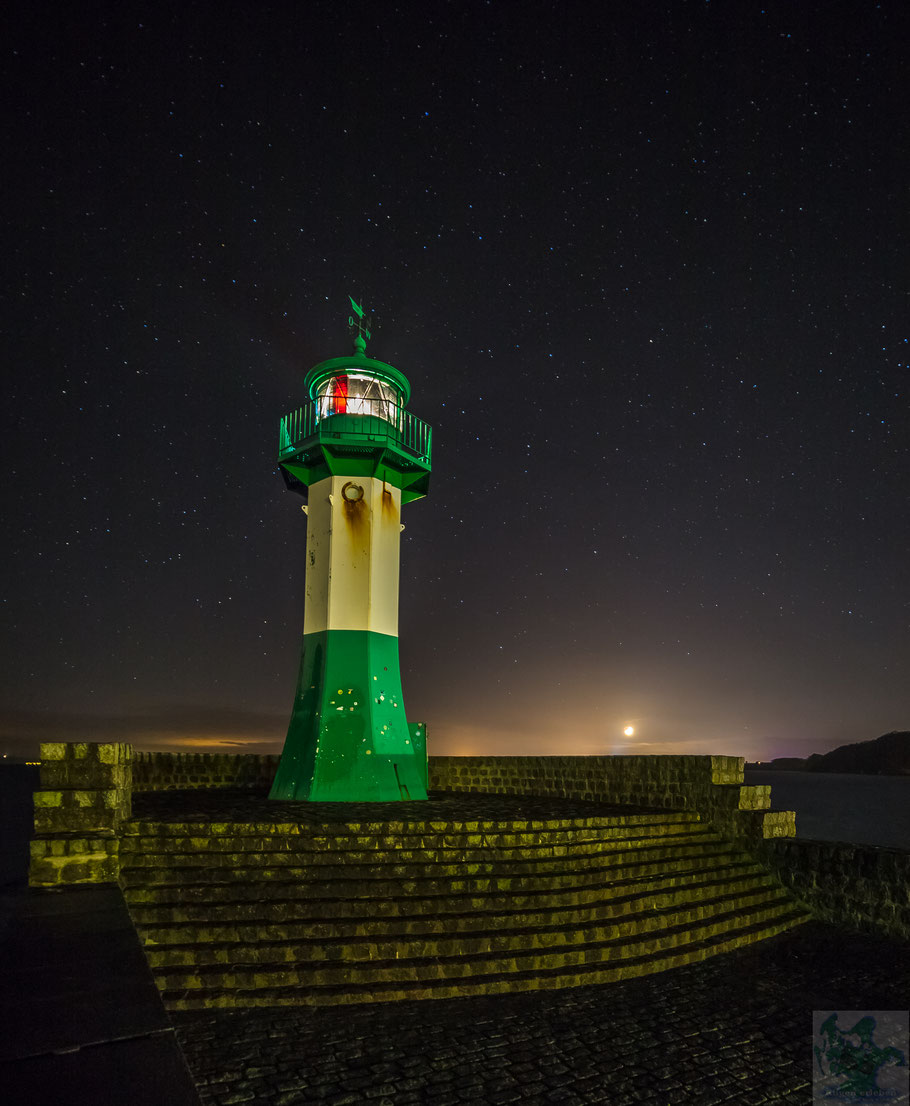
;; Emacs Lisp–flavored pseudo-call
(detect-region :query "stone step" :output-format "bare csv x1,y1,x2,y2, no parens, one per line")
117,799,808,1011
132,868,779,943
122,850,760,911
125,857,768,926
140,885,791,968
120,842,743,898
151,901,807,998
124,811,701,840
121,836,738,889
130,867,777,938
119,817,707,855
159,910,809,1010
120,826,719,865
118,831,725,877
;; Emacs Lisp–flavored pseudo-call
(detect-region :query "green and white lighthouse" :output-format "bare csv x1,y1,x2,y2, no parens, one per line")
269,301,432,802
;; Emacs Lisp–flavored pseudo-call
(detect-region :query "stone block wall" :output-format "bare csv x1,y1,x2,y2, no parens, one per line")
26,744,910,945
28,746,797,888
132,751,280,790
29,742,131,887
428,755,793,840
754,838,910,942
127,750,792,845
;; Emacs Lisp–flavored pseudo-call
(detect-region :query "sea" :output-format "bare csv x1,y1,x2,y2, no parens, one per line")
744,769,910,850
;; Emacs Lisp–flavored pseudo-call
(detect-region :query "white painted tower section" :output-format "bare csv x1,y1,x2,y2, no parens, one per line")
302,474,403,637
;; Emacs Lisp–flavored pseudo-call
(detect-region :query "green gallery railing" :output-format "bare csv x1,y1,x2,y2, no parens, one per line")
278,399,432,467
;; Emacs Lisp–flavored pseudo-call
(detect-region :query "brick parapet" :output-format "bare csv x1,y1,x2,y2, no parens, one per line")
28,747,796,888
29,744,909,945
132,752,280,791
427,755,791,841
39,741,133,792
129,753,787,842
753,838,910,942
29,835,121,886
29,742,132,887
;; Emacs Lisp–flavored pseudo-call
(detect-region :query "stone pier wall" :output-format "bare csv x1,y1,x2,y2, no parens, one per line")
128,751,794,841
132,751,280,791
40,745,910,944
429,754,795,841
28,742,131,887
754,838,910,942
26,743,910,941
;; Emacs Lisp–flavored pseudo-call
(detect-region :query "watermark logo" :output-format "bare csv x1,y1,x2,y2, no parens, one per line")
813,1010,908,1104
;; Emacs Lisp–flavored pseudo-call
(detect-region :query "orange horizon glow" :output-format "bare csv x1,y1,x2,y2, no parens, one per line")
0,708,883,764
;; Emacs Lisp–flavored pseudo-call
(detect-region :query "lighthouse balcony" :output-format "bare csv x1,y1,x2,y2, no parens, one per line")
279,400,431,464
278,401,432,501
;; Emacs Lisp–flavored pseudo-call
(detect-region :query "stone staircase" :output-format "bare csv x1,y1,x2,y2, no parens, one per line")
119,807,809,1010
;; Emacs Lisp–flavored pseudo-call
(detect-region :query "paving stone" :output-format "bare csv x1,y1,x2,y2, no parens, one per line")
148,792,905,1106
171,920,910,1106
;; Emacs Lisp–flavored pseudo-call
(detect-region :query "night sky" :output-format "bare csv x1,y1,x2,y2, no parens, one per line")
3,2,908,764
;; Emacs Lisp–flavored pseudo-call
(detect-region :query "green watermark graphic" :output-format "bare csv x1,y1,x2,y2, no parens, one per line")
814,1011,908,1104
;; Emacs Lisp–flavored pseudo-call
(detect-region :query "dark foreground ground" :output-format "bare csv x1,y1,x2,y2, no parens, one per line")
4,767,908,1105
172,921,910,1106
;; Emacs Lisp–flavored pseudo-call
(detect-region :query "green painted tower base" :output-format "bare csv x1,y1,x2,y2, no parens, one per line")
268,630,428,801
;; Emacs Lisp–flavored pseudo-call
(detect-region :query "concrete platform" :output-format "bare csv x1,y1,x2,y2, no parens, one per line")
0,883,201,1105
0,885,173,1060
0,767,200,1106
0,880,202,1106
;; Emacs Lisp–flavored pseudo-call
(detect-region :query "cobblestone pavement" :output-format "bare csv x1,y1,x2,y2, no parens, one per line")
131,789,658,824
173,921,910,1106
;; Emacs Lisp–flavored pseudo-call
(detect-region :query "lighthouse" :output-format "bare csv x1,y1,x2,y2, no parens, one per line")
269,301,432,801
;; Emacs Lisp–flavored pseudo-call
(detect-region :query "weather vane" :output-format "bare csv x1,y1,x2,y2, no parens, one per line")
347,295,372,353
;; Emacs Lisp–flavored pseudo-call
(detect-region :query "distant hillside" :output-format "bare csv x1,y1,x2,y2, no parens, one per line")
747,731,910,775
